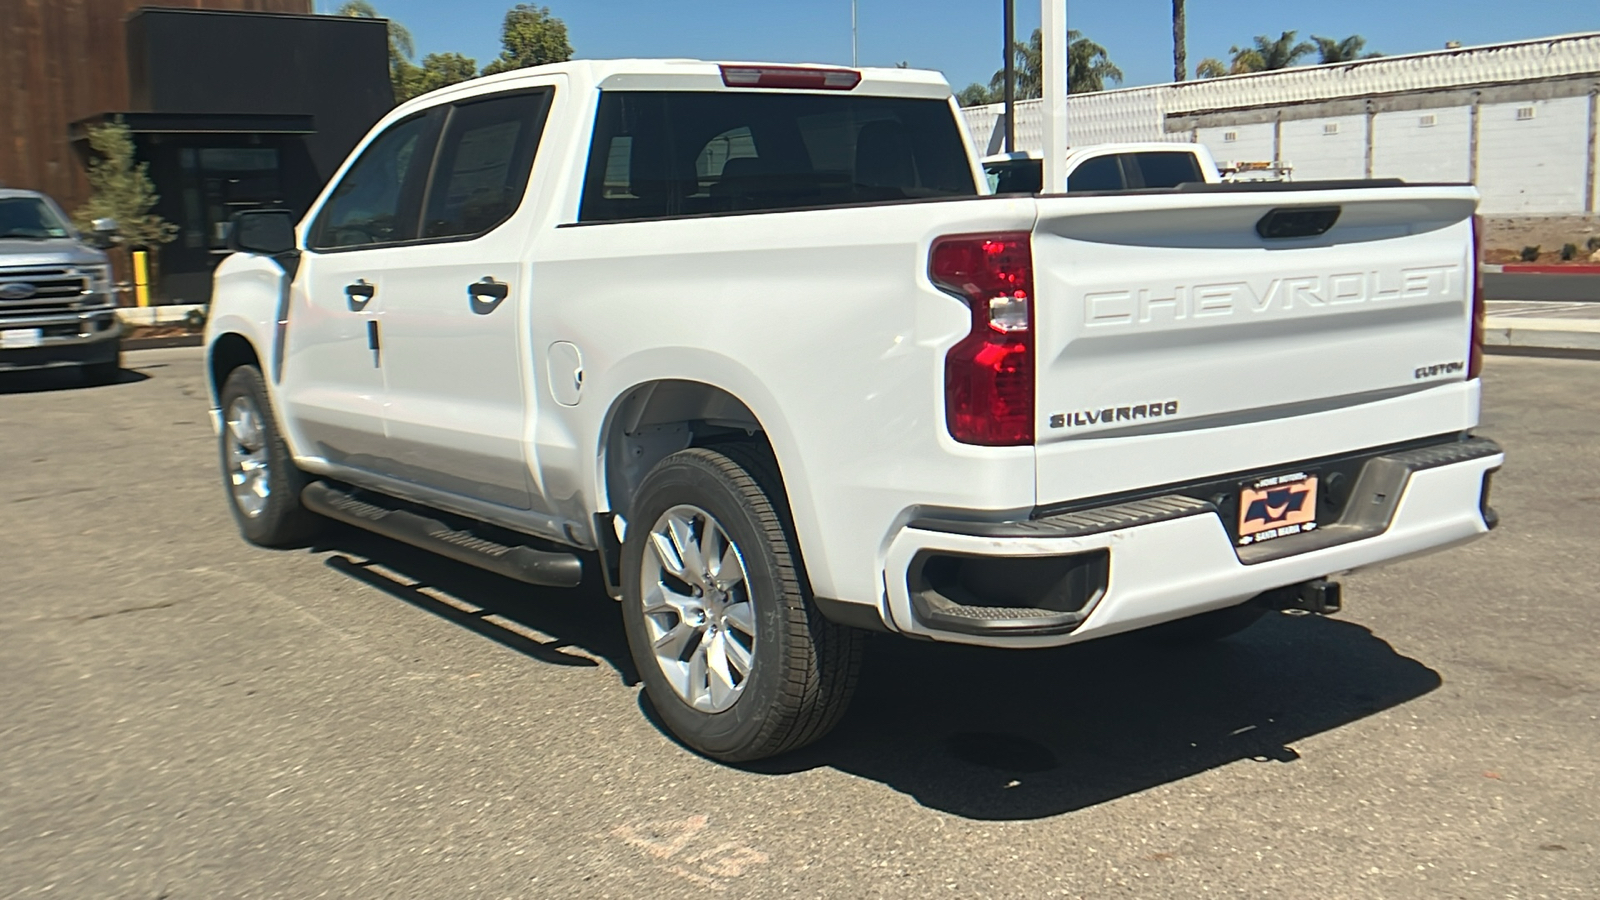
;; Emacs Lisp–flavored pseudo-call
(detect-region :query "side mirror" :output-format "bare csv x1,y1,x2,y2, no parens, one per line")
86,217,118,248
229,209,297,255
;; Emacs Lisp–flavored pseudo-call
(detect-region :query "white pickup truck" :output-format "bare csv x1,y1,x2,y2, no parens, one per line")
983,142,1223,194
206,59,1502,762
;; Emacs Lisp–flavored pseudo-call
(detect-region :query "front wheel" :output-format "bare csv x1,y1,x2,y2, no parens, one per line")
217,365,322,547
620,446,862,762
80,343,121,385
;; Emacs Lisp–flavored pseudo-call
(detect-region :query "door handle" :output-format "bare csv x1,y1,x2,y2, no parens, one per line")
467,277,509,315
346,279,375,311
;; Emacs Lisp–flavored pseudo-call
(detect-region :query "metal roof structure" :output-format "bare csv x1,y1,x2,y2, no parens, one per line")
963,31,1600,155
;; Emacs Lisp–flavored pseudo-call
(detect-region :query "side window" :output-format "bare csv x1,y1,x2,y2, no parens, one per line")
310,114,435,250
1065,155,1126,193
1131,151,1204,189
421,90,553,240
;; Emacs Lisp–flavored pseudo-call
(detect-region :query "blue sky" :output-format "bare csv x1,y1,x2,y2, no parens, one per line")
317,0,1596,91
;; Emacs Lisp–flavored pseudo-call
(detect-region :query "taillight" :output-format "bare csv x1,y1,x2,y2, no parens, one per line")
929,232,1034,446
719,65,861,90
1470,214,1485,379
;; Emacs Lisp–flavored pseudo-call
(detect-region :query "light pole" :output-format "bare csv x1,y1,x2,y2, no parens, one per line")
852,0,858,67
1041,0,1067,193
1002,0,1015,153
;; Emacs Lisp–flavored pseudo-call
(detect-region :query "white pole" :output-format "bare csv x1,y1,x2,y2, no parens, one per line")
852,0,858,67
1041,0,1068,193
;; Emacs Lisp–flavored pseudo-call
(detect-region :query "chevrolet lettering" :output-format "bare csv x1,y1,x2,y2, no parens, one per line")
1084,265,1463,327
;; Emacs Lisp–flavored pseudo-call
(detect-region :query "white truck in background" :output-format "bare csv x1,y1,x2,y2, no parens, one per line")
983,141,1222,193
204,59,1502,762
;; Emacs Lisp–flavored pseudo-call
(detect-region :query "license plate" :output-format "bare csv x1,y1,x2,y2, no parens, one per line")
0,328,43,349
1237,472,1319,546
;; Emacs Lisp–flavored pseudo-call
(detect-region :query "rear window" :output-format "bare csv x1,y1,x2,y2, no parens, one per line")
1067,151,1204,193
1131,151,1204,189
578,91,977,222
1066,156,1124,193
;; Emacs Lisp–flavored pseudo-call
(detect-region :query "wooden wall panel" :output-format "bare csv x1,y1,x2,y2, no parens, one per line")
0,0,313,214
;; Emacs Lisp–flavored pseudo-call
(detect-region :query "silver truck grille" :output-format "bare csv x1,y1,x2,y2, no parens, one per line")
0,267,92,318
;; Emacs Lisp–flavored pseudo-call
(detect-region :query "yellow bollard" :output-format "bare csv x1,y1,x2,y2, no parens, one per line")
132,250,150,308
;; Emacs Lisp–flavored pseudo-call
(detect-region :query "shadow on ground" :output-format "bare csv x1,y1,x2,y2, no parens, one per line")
316,524,1439,821
0,365,148,394
315,523,638,684
754,615,1440,819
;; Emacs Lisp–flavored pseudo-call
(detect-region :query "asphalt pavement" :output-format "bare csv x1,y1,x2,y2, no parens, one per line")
1,347,1596,899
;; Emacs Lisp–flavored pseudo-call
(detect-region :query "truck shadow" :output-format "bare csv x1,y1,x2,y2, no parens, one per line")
0,365,148,394
314,523,639,685
311,524,1439,821
745,614,1441,820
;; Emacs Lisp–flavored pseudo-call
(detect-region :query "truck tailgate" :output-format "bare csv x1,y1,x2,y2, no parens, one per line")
1029,185,1480,507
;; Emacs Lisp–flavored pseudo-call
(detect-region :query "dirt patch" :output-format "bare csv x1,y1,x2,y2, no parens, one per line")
1481,215,1600,261
121,323,200,342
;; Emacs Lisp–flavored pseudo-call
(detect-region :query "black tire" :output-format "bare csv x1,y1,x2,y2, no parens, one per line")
81,346,121,385
620,445,863,762
217,365,322,547
1140,601,1267,647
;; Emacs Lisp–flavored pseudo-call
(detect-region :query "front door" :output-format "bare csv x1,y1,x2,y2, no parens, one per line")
376,89,555,510
278,111,440,472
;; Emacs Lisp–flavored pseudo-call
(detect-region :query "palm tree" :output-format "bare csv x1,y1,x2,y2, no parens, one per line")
1226,46,1265,74
1312,34,1382,63
1249,31,1315,70
1195,57,1229,79
1172,0,1187,81
990,28,1124,97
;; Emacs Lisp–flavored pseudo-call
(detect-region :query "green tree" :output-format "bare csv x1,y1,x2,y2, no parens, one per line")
1233,31,1315,72
402,52,479,100
72,121,176,250
989,28,1123,98
1312,34,1382,63
956,83,1000,107
1194,57,1229,78
480,4,572,76
1227,46,1265,74
335,0,416,100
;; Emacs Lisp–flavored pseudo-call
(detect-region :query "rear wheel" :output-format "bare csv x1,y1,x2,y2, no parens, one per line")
620,446,863,762
218,365,322,547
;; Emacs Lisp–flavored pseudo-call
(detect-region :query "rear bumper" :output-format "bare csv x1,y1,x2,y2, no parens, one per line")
862,436,1502,648
0,309,122,372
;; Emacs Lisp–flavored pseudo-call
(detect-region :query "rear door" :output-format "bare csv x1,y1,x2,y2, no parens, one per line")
375,88,555,511
1028,186,1480,505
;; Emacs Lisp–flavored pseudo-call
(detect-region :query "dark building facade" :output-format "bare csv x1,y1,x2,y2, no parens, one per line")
1,1,393,303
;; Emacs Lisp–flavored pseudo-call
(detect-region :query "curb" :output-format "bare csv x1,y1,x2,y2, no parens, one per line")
1482,316,1600,356
115,304,207,327
1496,264,1600,275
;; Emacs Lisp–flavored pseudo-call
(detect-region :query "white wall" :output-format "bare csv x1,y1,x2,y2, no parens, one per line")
1477,96,1591,214
1281,114,1368,180
1372,106,1472,183
1197,123,1274,167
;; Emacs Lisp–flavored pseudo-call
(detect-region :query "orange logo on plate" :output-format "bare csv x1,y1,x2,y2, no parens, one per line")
1239,476,1318,539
